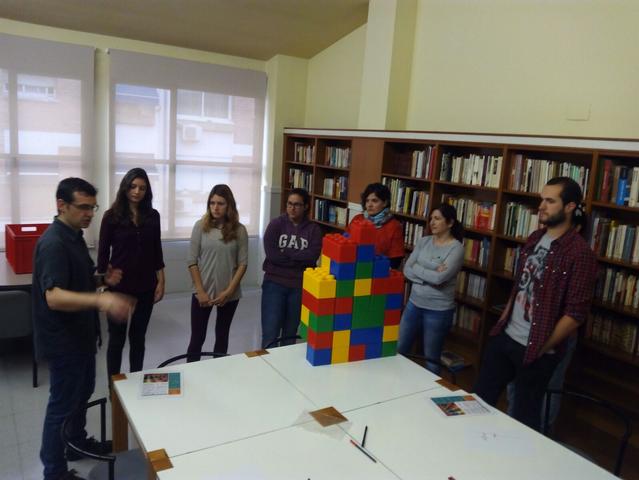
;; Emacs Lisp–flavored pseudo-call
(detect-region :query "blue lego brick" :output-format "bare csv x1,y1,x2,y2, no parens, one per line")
333,313,352,331
372,255,390,278
350,327,383,345
365,342,382,359
330,260,356,280
306,345,332,366
356,244,375,262
386,293,403,310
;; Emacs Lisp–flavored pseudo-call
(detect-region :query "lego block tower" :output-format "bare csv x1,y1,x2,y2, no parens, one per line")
300,217,404,366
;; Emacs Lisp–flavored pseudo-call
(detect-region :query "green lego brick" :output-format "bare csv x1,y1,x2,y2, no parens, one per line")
336,280,354,298
309,312,334,333
382,341,398,357
298,322,308,341
369,295,386,312
355,262,373,279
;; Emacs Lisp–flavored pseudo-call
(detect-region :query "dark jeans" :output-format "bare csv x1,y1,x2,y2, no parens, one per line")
187,294,239,361
473,332,560,432
106,290,155,378
41,353,95,480
260,280,302,348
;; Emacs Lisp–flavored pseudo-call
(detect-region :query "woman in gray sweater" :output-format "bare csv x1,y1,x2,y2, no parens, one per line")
398,203,464,373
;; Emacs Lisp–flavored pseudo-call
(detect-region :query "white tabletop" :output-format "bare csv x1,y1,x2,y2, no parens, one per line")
158,420,398,480
261,343,442,412
113,352,317,458
340,389,617,480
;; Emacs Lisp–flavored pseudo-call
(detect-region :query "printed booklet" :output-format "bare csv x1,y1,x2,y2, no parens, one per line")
141,372,182,397
430,394,491,417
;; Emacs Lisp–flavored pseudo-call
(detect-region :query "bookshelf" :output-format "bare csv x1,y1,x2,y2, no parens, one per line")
282,129,639,443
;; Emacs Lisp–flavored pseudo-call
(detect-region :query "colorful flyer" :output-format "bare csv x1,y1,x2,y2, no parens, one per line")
430,394,491,417
141,372,182,397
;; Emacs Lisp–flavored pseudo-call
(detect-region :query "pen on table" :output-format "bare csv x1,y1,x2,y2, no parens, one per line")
362,425,368,448
350,438,376,463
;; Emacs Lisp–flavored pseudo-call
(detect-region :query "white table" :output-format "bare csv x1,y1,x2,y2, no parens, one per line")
261,343,442,412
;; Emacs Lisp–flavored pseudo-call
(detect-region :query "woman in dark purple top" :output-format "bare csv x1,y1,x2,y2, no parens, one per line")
261,188,322,348
98,168,165,378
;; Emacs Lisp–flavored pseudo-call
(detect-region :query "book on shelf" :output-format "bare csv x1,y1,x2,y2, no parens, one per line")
293,142,314,164
598,160,639,207
382,176,430,217
410,147,436,179
288,168,313,192
322,176,348,200
456,271,487,301
403,221,425,249
589,213,639,262
439,153,503,188
324,146,351,168
595,266,639,309
314,199,347,227
502,202,539,238
441,194,496,231
463,237,490,268
503,246,521,274
453,305,481,334
440,350,468,369
585,313,638,355
509,154,590,197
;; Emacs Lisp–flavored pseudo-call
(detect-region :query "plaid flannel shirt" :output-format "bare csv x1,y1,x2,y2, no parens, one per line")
491,227,598,365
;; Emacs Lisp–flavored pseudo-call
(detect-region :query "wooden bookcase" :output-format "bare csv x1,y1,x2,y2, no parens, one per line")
282,129,639,447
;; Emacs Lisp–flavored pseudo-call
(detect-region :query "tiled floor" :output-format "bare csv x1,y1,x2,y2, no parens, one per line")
0,288,263,480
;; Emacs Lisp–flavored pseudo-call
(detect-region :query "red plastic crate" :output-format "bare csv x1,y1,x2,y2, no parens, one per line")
5,223,50,274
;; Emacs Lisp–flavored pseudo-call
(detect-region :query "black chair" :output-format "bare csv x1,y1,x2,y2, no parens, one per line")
61,397,148,480
0,290,38,387
543,388,632,477
264,335,302,349
401,352,463,385
157,351,228,368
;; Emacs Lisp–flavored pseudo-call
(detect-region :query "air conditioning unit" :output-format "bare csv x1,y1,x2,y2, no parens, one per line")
182,124,202,142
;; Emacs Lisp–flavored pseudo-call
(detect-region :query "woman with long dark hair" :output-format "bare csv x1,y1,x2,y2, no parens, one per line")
397,203,464,373
186,184,248,359
347,182,404,269
98,168,165,378
261,188,322,348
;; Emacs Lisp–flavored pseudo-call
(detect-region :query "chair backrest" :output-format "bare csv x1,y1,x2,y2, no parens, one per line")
0,290,32,339
544,388,632,476
264,335,302,350
61,398,116,480
157,351,228,368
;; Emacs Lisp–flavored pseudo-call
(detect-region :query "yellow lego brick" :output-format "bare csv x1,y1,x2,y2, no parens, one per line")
353,278,372,296
333,330,350,348
320,254,331,271
300,305,309,326
331,347,349,364
304,268,337,299
383,325,399,342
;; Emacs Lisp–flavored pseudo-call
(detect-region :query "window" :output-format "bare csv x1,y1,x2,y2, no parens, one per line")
110,50,266,239
0,34,94,248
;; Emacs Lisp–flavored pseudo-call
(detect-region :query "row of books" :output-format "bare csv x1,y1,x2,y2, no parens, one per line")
453,305,481,334
463,238,490,269
503,246,521,274
439,153,503,188
509,155,590,197
441,195,496,231
596,159,639,207
590,215,639,263
314,200,347,226
403,221,425,249
409,147,436,179
585,313,638,355
502,202,539,239
293,142,314,164
595,267,639,310
287,168,312,192
322,176,347,200
456,272,487,301
382,177,429,217
324,146,351,168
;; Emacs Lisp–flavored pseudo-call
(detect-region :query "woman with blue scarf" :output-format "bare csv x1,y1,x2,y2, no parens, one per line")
347,183,404,269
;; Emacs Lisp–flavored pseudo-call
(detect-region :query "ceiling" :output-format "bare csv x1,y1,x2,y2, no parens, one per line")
0,0,369,60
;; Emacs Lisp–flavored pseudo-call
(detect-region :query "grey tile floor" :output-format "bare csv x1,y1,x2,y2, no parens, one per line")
0,288,263,480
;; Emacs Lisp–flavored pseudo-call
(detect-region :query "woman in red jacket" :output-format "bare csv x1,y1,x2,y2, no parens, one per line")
347,182,404,269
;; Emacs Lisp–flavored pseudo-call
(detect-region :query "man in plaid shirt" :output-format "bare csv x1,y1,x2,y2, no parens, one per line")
474,177,598,431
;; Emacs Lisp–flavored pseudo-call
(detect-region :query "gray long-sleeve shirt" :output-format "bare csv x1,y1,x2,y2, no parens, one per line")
403,235,464,311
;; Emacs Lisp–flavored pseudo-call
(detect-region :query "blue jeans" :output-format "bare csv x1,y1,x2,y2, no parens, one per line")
41,353,95,480
506,334,578,426
397,301,454,374
260,280,302,348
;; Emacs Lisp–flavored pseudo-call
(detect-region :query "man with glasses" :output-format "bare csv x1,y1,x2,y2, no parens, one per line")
33,177,136,480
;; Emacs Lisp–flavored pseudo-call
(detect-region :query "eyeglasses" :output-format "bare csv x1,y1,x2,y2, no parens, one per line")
287,202,305,208
70,203,99,212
